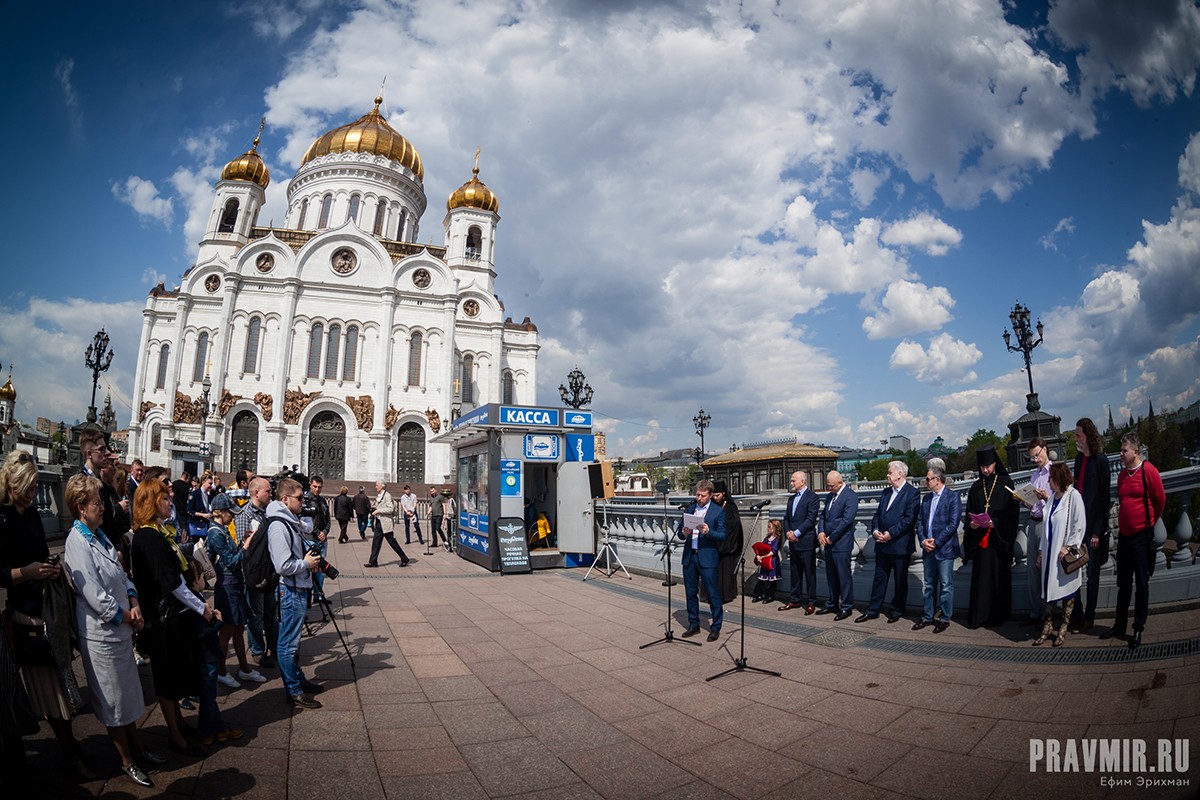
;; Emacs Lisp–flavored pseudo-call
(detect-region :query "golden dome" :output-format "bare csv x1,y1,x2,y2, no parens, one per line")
221,122,270,188
0,375,14,402
300,96,424,181
447,151,498,213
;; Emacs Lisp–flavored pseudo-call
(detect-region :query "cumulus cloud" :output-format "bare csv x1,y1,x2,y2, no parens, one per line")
112,176,174,225
1048,0,1200,106
889,333,982,385
863,281,955,339
881,213,963,256
1122,335,1200,416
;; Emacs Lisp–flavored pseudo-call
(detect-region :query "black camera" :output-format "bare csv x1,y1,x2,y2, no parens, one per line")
308,543,339,580
269,468,317,518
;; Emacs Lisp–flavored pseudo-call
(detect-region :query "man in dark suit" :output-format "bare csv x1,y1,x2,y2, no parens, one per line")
126,458,144,504
779,471,820,613
858,461,920,624
914,464,963,633
676,479,727,642
817,470,859,620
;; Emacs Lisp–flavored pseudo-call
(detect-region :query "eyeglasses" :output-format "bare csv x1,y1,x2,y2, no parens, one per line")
284,494,303,501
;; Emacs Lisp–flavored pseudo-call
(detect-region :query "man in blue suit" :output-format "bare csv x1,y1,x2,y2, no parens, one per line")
817,470,859,620
914,464,962,633
676,479,727,642
779,471,820,613
858,461,920,624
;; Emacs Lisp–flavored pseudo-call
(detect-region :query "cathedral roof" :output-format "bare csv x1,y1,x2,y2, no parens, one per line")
220,125,270,188
447,155,498,213
0,373,14,402
300,96,424,181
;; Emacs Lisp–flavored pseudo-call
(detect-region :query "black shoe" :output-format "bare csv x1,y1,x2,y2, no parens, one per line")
122,762,154,787
399,560,410,567
288,693,323,709
933,620,949,633
405,539,412,544
886,614,902,624
364,562,379,568
815,607,836,615
169,740,205,757
854,613,878,623
912,620,932,631
681,627,701,638
1129,630,1142,650
338,537,348,544
179,697,197,711
300,679,325,694
706,630,720,642
1100,625,1126,640
136,750,167,766
834,609,853,621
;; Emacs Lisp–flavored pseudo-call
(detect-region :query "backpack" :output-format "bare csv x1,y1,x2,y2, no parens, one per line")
243,515,292,590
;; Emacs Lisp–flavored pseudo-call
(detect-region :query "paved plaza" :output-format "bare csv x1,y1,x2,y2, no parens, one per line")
23,537,1200,799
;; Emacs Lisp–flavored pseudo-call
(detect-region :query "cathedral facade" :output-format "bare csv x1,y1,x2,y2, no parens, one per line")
126,98,539,483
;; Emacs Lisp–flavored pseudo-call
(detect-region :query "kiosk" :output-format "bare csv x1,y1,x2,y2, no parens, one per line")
430,403,600,572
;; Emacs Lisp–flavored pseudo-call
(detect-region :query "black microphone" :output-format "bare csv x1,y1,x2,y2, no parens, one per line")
675,501,692,509
749,500,772,510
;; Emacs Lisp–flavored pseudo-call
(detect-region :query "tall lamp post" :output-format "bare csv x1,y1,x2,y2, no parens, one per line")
559,367,593,409
692,408,710,465
84,329,114,424
199,369,212,464
1002,302,1044,413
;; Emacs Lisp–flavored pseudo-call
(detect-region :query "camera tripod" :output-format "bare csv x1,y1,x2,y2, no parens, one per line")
706,503,779,681
304,587,356,669
583,500,631,581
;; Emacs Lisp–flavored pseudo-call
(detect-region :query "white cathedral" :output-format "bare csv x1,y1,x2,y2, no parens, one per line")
126,97,539,483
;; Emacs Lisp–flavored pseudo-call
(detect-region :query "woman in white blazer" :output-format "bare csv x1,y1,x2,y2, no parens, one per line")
1035,462,1087,647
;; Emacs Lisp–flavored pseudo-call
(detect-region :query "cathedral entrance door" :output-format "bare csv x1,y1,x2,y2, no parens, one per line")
308,411,346,480
229,410,259,474
395,422,425,484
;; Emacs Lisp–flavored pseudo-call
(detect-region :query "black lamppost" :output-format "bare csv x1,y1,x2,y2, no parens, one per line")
558,367,593,409
84,329,114,424
693,408,710,463
693,446,703,467
199,370,212,461
1002,302,1044,412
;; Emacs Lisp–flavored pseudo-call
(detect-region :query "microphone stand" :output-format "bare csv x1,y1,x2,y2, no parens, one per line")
707,503,781,681
641,507,699,650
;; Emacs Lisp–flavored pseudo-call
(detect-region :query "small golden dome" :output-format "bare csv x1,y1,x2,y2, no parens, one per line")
221,122,270,188
447,151,499,213
301,96,424,181
0,375,15,402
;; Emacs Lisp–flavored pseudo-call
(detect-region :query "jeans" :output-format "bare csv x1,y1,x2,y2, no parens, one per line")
1025,520,1044,618
197,623,225,738
681,554,723,632
305,538,328,597
246,585,278,659
922,554,954,622
356,514,369,538
277,584,309,697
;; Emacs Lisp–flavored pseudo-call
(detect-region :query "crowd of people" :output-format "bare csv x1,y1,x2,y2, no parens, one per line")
0,435,463,790
687,421,1166,652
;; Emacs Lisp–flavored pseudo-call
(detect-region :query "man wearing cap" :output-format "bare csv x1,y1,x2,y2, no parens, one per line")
963,446,1020,628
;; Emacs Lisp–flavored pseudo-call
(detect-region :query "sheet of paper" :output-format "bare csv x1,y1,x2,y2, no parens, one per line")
682,512,706,531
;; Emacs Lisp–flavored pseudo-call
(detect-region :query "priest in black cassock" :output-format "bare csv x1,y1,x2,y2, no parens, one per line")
963,446,1020,628
711,481,743,603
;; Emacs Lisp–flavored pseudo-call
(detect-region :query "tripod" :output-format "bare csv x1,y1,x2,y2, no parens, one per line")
641,527,700,649
304,588,356,669
707,504,780,681
583,500,631,580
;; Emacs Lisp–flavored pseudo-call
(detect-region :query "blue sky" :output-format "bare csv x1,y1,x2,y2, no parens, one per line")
2,0,1198,459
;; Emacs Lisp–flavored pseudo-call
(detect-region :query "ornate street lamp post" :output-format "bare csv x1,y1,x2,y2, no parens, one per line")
199,369,212,461
558,367,593,409
84,329,114,424
1002,302,1045,412
692,408,711,465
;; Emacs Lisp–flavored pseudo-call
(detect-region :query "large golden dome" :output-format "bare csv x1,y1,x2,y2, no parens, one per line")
221,125,270,188
0,375,14,402
447,153,498,213
301,96,424,181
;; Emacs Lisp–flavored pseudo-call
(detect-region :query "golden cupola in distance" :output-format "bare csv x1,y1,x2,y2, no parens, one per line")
220,125,270,188
301,96,424,181
447,153,499,213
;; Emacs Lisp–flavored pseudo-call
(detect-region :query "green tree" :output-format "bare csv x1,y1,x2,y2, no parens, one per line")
953,429,1006,473
858,458,890,481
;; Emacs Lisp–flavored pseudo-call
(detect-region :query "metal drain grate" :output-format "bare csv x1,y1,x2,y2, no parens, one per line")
807,628,874,649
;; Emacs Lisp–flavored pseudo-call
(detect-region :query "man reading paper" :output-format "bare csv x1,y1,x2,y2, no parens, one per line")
676,479,727,642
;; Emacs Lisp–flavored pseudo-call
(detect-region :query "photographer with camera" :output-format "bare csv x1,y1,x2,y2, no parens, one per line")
267,478,325,709
305,476,331,600
237,477,277,668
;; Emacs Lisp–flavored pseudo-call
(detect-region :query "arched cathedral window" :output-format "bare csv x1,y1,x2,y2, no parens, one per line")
218,199,239,233
407,332,422,387
155,344,170,390
317,194,333,229
324,324,341,379
342,326,359,382
192,332,209,382
243,317,261,373
307,323,324,379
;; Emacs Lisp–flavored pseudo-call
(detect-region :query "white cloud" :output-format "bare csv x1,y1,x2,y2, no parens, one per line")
1040,216,1076,252
0,297,143,425
863,281,955,340
889,333,981,385
168,167,218,255
140,267,167,286
112,176,174,225
1048,0,1200,106
880,213,963,256
1123,335,1200,417
54,58,82,139
1180,131,1200,195
849,164,890,207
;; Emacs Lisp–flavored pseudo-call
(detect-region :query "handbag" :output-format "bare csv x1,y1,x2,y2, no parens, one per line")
4,613,56,667
1058,495,1088,575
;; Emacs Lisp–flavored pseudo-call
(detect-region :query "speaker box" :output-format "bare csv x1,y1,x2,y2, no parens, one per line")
587,461,615,499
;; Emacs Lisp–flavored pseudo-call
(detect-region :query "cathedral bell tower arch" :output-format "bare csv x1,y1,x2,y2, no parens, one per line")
203,120,269,255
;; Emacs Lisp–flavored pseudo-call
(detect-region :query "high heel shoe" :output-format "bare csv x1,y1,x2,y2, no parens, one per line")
1052,635,1065,647
1032,636,1046,646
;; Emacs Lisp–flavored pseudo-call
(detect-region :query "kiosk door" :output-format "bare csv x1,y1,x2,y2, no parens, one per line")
556,462,595,554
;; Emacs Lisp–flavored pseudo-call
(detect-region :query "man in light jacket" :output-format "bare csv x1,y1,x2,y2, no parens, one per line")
267,477,323,709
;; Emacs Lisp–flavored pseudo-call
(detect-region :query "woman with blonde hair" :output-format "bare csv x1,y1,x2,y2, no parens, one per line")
64,473,163,786
131,478,218,757
0,450,92,778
